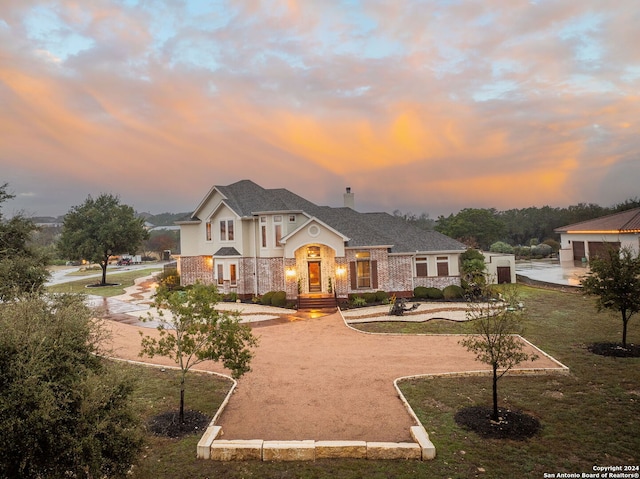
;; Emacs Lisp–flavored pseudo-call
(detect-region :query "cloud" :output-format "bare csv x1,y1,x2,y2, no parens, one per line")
0,0,638,217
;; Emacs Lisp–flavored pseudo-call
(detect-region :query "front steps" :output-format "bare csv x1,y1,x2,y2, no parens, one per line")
297,294,338,312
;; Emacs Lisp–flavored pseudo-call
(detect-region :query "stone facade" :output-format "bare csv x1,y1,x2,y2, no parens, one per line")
179,256,213,285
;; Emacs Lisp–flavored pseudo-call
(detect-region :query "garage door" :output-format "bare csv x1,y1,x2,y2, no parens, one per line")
588,241,620,259
572,241,585,261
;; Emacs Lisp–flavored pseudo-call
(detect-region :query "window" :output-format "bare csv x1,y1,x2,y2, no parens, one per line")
289,215,296,223
260,216,267,248
206,222,212,241
274,216,283,247
220,219,234,241
415,256,428,277
356,251,371,288
229,263,237,286
217,264,224,285
436,256,449,276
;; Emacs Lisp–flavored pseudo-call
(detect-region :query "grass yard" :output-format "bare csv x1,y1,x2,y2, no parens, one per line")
46,267,162,297
124,285,638,479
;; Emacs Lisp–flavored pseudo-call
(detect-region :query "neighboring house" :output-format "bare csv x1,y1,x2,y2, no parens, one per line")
176,180,467,304
555,207,640,264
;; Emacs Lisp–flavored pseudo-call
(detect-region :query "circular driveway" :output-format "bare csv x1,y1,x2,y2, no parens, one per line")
104,310,566,442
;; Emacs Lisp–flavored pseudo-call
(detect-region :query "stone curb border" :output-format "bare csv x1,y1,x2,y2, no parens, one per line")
197,430,436,461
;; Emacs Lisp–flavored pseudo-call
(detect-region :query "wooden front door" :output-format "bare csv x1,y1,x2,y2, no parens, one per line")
308,261,322,292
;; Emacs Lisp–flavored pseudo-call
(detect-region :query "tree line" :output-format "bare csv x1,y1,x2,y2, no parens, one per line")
396,198,640,250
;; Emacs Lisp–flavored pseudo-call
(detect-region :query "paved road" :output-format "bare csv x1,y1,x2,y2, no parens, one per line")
47,263,162,286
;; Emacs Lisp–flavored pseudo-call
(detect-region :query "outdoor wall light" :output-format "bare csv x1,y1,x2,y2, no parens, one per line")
286,268,297,278
336,267,346,276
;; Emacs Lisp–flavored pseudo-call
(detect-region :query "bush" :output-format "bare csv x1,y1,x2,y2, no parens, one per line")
531,243,552,258
443,284,464,300
224,292,238,302
362,292,377,304
375,290,389,303
0,294,144,478
260,291,275,305
271,291,287,307
426,287,444,300
514,246,531,258
351,296,367,307
156,270,182,291
413,286,429,299
490,241,514,254
543,238,560,253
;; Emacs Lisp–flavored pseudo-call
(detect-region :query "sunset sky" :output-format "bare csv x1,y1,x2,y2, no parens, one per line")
1,1,639,218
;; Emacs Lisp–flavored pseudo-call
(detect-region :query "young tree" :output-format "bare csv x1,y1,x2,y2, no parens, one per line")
581,246,640,348
460,285,538,421
0,293,143,478
139,283,258,423
58,193,149,285
0,183,49,300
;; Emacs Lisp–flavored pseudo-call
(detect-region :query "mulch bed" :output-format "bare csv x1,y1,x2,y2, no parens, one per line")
588,342,640,358
147,410,210,438
454,406,540,440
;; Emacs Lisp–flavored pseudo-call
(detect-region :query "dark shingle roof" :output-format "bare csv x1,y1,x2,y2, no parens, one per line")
555,208,640,233
207,180,467,253
214,247,241,256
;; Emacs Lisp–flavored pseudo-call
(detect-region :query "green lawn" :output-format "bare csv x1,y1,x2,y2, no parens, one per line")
47,267,162,297
125,285,639,479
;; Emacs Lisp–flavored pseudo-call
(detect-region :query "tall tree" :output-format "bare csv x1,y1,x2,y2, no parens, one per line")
460,285,538,421
581,246,640,348
0,183,49,300
140,283,258,423
436,208,505,250
0,293,143,478
58,194,148,285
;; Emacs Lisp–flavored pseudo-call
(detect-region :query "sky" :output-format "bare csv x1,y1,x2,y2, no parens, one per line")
1,0,639,219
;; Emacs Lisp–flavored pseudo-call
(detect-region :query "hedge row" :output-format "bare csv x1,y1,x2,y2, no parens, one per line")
348,290,389,304
413,284,464,300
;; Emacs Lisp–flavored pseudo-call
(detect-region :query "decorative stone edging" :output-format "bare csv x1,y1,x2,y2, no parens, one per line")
197,428,436,461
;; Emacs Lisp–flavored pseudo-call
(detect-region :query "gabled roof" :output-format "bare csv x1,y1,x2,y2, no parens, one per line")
192,180,467,254
554,208,640,234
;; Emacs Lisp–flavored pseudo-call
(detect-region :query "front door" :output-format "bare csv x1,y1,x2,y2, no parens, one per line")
308,261,322,292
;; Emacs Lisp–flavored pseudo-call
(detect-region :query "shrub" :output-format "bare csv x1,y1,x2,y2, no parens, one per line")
351,296,367,307
375,290,389,303
271,291,287,307
490,241,514,254
224,292,238,302
156,271,182,291
514,246,531,258
531,243,552,258
260,291,275,305
443,284,464,300
543,238,560,253
425,287,444,300
362,292,377,303
413,286,429,299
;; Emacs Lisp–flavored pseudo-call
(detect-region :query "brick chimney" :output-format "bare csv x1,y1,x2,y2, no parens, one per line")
343,187,355,209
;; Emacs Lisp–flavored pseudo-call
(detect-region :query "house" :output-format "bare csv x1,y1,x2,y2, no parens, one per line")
176,180,467,305
555,207,640,264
